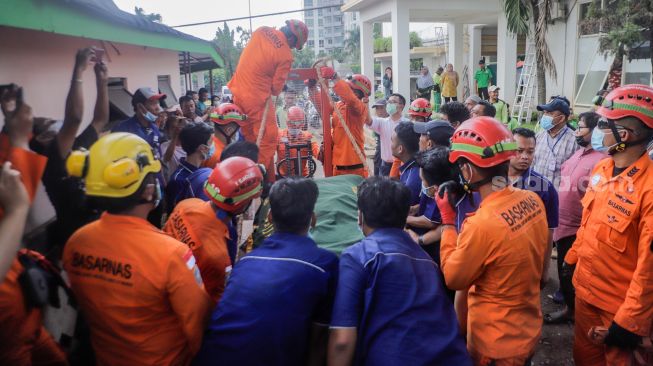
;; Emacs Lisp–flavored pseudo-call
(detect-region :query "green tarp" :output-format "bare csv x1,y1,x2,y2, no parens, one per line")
311,175,364,255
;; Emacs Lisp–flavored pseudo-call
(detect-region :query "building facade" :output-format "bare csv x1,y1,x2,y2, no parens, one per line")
304,0,346,56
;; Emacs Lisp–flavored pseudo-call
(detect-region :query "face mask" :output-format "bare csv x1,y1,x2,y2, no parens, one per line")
591,128,609,152
144,110,158,123
386,103,398,115
575,135,590,147
205,143,216,160
539,115,555,131
421,182,436,198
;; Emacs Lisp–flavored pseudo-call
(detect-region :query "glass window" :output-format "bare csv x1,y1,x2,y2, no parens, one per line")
575,37,599,95
623,58,652,86
308,40,315,47
318,18,323,26
575,48,614,105
319,40,324,47
304,0,312,6
305,10,313,16
318,8,323,16
328,38,333,45
306,19,314,27
578,2,599,36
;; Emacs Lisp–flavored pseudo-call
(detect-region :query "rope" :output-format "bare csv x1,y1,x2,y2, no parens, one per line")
256,96,274,146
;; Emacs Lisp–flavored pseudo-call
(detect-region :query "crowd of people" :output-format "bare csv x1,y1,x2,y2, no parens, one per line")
1,17,653,366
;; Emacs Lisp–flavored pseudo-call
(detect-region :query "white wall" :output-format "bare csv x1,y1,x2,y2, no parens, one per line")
0,27,182,125
542,4,579,103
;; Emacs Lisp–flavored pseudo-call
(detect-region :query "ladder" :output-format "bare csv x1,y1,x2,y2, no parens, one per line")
512,38,537,125
462,64,471,101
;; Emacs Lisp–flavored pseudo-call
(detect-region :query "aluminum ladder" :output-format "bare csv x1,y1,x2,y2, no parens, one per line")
512,39,537,125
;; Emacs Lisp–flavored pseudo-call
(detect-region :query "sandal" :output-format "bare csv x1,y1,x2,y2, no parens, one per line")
544,308,573,324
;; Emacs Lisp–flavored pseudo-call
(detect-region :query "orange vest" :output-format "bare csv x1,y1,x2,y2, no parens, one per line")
440,187,548,358
63,213,212,366
276,129,319,176
565,154,653,336
164,199,232,304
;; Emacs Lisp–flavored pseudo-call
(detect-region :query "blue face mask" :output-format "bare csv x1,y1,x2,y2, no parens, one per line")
539,115,555,131
591,128,609,152
144,110,158,123
206,143,216,160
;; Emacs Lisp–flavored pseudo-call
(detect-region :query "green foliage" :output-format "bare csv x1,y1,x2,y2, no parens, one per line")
213,22,251,80
292,47,316,68
134,6,162,23
344,27,361,62
205,69,227,91
373,32,423,53
501,0,530,35
351,63,361,74
582,0,653,64
373,23,383,38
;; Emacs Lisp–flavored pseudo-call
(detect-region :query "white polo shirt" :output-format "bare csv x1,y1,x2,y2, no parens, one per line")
369,115,409,163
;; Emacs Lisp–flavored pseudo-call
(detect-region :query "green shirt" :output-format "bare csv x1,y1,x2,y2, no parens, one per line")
474,68,493,88
493,99,509,124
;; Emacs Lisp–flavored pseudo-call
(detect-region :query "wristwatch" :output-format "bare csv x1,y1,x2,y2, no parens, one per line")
418,235,425,246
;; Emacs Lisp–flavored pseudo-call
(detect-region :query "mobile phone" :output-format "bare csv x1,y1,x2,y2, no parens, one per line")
92,48,105,63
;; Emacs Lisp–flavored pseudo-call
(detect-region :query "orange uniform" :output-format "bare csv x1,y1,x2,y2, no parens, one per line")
0,133,47,218
63,213,212,366
228,26,293,180
565,153,653,365
201,135,226,169
440,187,548,361
0,255,67,366
388,157,401,178
276,129,319,177
311,79,368,177
164,199,232,304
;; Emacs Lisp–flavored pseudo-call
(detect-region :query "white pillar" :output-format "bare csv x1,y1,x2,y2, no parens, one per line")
360,20,375,95
497,13,517,104
391,0,410,100
447,22,464,98
469,25,482,90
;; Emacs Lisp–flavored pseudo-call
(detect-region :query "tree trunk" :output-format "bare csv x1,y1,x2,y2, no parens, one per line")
531,2,548,105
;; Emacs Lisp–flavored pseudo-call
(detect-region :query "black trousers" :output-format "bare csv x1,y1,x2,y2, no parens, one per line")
555,235,577,310
478,87,489,100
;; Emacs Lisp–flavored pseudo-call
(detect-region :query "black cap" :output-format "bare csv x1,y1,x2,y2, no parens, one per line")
413,120,455,139
536,98,570,117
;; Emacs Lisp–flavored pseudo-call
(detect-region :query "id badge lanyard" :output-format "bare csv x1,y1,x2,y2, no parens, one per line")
547,128,568,171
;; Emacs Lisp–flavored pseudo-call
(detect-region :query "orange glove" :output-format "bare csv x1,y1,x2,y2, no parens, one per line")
320,66,336,80
436,181,459,226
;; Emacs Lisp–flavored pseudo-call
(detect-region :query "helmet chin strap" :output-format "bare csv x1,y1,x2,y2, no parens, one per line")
217,127,237,144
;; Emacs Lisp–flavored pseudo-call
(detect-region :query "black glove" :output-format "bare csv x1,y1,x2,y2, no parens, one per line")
437,180,465,204
604,321,640,350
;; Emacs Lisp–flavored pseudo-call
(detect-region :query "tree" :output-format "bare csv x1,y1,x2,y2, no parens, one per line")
502,0,557,104
213,22,251,81
292,47,316,68
582,0,653,83
344,27,361,63
134,6,162,23
373,32,422,53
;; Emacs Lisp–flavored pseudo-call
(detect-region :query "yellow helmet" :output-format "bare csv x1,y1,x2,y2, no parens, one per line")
66,133,161,198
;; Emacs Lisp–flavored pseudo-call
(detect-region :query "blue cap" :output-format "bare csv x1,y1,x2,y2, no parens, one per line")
537,98,570,116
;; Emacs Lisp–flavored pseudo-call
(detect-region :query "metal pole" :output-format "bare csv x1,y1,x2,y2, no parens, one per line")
209,69,214,96
248,0,253,33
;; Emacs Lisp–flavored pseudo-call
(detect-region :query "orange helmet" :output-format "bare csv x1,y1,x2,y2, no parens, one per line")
597,84,653,128
449,116,517,168
409,98,433,118
287,106,305,129
210,103,247,126
204,157,264,213
347,74,372,97
285,19,309,50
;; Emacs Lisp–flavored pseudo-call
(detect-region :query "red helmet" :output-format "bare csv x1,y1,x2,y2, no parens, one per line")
287,106,305,122
409,98,433,118
210,103,247,126
347,74,372,97
449,116,517,168
204,157,264,213
285,19,309,50
597,84,653,128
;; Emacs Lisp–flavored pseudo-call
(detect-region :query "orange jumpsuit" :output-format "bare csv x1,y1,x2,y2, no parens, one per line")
0,133,47,218
310,79,368,177
276,129,319,177
440,187,548,364
63,212,212,366
565,153,653,365
389,158,401,178
0,254,67,366
164,199,232,304
228,26,293,182
201,135,226,169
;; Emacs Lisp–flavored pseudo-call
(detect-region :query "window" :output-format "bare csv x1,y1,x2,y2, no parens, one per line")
319,40,324,47
328,38,333,45
304,0,312,6
157,75,178,106
353,12,357,20
107,78,132,121
334,15,342,23
308,40,315,47
578,2,599,36
306,19,314,27
305,10,313,16
575,45,614,105
318,8,323,16
318,18,323,26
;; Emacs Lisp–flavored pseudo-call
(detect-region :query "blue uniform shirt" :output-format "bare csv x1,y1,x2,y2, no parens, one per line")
410,192,442,236
399,159,421,205
193,232,339,366
165,159,200,213
112,115,162,159
513,168,559,229
330,228,471,366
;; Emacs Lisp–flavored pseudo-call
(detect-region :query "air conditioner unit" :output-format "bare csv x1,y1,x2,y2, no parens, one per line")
550,0,568,22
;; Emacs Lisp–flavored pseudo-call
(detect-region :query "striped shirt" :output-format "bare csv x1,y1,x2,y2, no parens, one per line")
533,126,579,188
